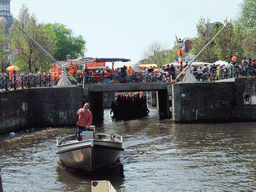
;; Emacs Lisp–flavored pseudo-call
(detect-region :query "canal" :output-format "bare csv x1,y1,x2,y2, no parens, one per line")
0,107,256,191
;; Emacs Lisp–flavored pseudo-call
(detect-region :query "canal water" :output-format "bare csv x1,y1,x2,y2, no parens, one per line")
0,107,256,191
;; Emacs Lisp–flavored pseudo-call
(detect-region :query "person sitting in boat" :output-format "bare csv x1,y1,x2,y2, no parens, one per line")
76,102,93,141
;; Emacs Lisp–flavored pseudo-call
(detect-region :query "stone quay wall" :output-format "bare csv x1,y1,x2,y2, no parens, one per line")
172,78,256,122
2,78,256,133
0,87,82,134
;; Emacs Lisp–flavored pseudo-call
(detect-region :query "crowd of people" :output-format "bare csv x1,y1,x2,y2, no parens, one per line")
0,70,60,90
110,93,149,120
1,57,256,91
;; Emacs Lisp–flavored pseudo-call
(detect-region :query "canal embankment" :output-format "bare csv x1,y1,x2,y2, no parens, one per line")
0,87,82,134
1,77,256,134
172,77,256,122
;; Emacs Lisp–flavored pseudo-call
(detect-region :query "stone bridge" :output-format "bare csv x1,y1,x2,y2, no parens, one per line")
83,82,172,92
83,82,173,121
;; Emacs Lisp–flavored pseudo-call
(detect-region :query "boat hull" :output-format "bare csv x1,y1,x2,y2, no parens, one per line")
56,134,123,171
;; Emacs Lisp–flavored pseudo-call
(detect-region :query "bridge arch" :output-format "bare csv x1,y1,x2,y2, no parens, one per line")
83,82,173,121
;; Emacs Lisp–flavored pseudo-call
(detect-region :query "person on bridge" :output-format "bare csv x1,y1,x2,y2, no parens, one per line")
169,64,176,80
76,102,93,141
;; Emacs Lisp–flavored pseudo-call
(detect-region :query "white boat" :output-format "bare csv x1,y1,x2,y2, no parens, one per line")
56,129,124,172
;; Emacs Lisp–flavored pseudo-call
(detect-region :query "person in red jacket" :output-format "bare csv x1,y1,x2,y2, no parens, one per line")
76,103,93,140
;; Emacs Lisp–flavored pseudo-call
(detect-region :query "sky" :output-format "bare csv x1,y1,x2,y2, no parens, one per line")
10,0,243,67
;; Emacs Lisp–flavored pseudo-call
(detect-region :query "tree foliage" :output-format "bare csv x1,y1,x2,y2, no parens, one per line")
191,18,218,63
191,18,246,63
166,45,179,64
142,41,171,67
43,23,86,61
9,4,56,72
7,4,86,72
242,29,256,59
235,0,256,59
238,0,256,31
0,25,9,73
212,21,244,62
191,1,256,63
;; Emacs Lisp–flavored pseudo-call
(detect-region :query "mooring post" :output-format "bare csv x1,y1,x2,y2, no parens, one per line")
0,167,3,192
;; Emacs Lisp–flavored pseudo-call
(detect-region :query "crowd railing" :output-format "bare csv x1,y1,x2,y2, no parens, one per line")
0,74,60,92
1,66,256,92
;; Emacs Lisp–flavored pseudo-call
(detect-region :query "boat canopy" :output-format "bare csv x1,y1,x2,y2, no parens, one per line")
59,57,130,68
119,63,158,68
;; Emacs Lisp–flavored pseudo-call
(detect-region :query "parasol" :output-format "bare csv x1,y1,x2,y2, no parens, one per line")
6,66,20,70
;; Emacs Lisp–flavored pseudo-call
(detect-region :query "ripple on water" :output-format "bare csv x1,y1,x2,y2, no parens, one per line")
1,109,256,191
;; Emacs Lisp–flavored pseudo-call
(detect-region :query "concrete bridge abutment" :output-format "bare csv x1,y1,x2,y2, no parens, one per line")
157,89,171,119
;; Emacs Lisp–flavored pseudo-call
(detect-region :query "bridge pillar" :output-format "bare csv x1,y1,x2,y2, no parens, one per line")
157,89,171,119
88,92,104,122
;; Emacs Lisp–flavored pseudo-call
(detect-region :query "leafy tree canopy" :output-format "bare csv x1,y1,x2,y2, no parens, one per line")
142,41,172,67
191,18,218,63
238,0,256,31
43,23,86,61
9,4,56,72
0,25,9,72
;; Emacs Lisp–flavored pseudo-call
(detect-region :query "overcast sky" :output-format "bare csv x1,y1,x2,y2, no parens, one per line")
10,0,243,67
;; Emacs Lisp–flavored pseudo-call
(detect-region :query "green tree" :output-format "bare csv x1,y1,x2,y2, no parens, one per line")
231,23,244,62
238,0,256,31
235,0,256,60
211,20,244,62
191,18,218,63
242,29,256,59
212,22,232,61
0,25,10,73
9,4,56,72
43,23,86,61
166,45,179,64
142,41,170,67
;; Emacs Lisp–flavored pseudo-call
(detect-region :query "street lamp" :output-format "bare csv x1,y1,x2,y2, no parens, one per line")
177,38,184,49
66,54,71,61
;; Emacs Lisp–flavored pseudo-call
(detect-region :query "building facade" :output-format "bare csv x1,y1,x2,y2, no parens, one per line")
0,0,13,31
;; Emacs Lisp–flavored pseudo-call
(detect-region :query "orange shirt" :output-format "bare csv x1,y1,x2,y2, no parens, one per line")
76,108,93,128
128,68,132,74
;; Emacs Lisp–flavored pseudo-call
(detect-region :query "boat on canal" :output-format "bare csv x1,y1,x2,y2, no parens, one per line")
56,127,124,172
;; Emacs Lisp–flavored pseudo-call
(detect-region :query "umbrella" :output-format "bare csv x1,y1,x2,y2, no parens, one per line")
6,66,20,70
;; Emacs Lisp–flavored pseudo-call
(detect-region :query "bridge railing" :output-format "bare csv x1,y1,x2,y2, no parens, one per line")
0,74,61,92
2,66,256,92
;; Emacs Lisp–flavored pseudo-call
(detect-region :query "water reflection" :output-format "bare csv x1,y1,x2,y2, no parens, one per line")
0,107,256,191
121,120,256,191
56,160,124,191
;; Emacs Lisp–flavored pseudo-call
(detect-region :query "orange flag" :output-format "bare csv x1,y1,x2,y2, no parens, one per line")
57,68,61,76
73,64,78,72
53,63,57,71
70,61,74,68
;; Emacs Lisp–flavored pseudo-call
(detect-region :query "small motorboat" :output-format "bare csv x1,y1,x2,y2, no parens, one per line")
56,127,124,172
